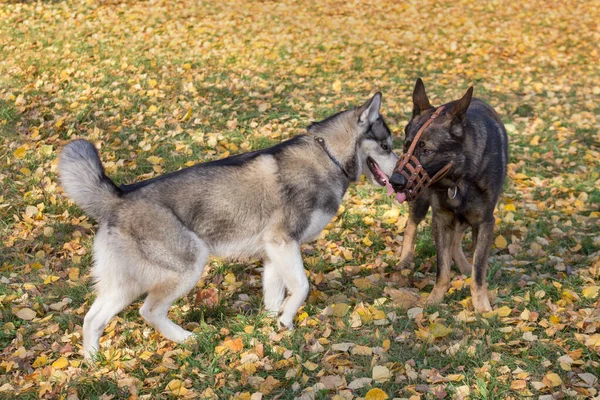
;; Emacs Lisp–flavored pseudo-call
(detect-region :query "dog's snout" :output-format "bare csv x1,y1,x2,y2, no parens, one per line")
389,172,407,191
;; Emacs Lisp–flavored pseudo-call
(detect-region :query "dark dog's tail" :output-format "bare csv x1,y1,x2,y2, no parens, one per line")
58,140,121,221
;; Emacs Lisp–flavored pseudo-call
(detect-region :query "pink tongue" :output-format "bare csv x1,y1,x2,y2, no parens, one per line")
385,180,407,203
396,192,407,203
385,181,394,196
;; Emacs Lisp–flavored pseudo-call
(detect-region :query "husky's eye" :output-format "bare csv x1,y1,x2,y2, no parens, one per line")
380,142,389,151
421,148,434,156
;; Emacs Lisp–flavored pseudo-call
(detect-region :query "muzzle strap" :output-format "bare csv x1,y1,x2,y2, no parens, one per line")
393,106,454,201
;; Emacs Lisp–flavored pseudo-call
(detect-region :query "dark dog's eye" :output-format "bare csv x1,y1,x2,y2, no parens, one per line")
380,142,389,151
422,148,434,156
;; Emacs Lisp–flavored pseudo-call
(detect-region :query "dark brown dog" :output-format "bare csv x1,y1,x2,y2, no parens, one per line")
390,79,508,312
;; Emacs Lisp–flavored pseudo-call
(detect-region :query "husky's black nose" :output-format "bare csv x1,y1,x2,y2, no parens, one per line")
389,172,407,191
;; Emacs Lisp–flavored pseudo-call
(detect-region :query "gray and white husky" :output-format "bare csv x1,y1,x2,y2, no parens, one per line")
59,93,398,359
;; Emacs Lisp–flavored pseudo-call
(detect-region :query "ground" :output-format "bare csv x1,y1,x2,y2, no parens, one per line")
0,0,599,399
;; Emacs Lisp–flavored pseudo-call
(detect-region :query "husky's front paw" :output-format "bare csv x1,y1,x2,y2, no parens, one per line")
264,309,280,318
277,317,294,331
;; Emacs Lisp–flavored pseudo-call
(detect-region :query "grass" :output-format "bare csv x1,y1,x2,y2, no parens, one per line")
1,0,599,398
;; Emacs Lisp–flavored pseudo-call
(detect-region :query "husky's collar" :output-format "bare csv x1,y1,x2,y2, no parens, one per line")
313,136,352,180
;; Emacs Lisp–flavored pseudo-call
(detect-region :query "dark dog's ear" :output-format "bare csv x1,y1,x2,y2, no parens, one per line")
447,86,473,137
358,92,382,125
412,78,432,117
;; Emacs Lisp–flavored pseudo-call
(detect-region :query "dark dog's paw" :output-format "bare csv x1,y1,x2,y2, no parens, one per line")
395,258,414,270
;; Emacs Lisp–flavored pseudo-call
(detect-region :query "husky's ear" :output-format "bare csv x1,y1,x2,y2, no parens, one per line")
358,92,382,125
448,86,473,137
412,78,432,116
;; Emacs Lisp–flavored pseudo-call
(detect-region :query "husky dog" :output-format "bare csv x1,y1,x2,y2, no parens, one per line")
389,79,508,312
59,93,398,359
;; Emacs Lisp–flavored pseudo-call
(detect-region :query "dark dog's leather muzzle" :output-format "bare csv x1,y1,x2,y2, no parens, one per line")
392,106,454,202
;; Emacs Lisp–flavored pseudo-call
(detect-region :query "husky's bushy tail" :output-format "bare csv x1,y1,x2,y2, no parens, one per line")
58,140,121,221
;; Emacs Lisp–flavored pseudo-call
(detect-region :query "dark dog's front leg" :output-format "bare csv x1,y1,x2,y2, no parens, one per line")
452,223,472,274
398,197,430,269
470,219,494,312
426,213,453,305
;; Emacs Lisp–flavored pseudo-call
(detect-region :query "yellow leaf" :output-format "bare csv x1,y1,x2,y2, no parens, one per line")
446,374,465,382
353,277,373,289
165,379,189,396
233,392,252,400
25,205,38,218
429,323,453,338
372,309,386,320
32,355,48,368
351,345,373,356
243,325,254,334
505,203,516,212
14,146,28,159
582,286,600,299
224,272,236,284
514,173,529,180
303,361,319,371
52,357,69,369
31,262,43,270
365,388,389,400
496,306,512,317
495,235,508,249
363,216,375,225
372,365,391,383
382,208,400,219
148,105,159,114
529,135,540,146
342,249,353,260
55,117,65,128
542,372,562,387
511,379,527,390
332,80,342,93
43,275,60,284
139,351,154,360
16,308,37,321
68,268,80,281
147,156,163,165
40,145,53,157
362,235,373,247
382,339,390,352
223,337,244,352
181,108,193,122
294,66,309,76
332,303,349,317
296,311,308,323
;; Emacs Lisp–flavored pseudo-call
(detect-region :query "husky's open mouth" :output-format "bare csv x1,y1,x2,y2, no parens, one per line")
367,157,408,203
366,157,388,186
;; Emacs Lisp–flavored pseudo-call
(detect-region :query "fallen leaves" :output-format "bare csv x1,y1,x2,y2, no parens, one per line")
365,387,389,400
51,357,69,369
1,0,599,398
165,379,189,396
